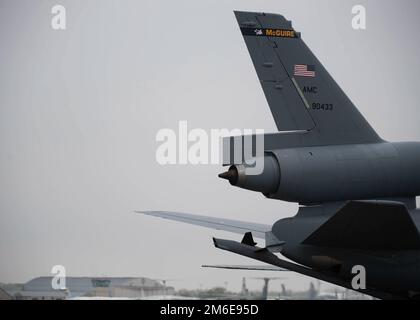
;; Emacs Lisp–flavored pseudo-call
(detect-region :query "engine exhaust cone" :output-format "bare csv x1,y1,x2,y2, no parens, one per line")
218,166,238,185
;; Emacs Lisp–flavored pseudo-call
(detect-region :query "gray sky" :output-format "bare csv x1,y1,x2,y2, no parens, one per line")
1,0,420,292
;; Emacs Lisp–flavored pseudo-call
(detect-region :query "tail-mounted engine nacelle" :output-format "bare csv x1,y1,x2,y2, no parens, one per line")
218,153,280,195
220,142,420,204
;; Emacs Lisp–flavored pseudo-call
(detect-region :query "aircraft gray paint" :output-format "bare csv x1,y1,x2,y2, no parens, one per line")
140,11,420,300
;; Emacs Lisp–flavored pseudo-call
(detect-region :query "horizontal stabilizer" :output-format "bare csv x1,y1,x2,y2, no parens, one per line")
137,211,270,238
202,264,286,271
303,200,420,250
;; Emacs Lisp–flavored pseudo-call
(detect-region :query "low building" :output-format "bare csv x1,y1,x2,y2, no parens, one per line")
0,287,13,300
17,277,174,300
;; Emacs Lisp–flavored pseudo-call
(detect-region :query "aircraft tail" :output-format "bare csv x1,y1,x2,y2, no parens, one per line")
233,11,381,147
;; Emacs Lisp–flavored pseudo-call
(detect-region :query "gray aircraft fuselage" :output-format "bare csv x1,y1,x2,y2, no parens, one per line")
144,11,420,300
220,141,420,298
217,8,420,296
217,9,420,298
274,209,420,297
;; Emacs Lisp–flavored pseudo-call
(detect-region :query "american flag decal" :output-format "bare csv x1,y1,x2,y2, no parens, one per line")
294,64,316,77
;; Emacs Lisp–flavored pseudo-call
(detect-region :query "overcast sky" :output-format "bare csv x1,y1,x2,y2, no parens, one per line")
1,0,420,293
